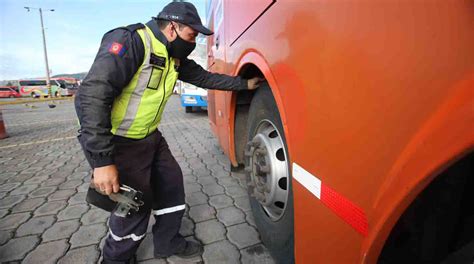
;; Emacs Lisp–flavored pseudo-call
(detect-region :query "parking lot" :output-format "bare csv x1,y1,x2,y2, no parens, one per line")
0,95,274,263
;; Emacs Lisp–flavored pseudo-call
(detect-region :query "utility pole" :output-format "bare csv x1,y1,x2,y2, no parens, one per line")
25,7,55,100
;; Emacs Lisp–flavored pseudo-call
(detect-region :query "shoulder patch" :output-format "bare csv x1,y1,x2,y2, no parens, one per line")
108,42,126,56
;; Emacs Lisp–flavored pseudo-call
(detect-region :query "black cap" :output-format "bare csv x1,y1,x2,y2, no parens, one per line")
157,2,213,36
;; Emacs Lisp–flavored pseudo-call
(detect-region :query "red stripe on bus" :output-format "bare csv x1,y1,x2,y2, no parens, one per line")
320,184,369,236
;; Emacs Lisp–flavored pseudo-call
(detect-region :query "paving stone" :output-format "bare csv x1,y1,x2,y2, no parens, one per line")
0,209,9,218
188,204,216,223
41,177,66,187
43,219,80,242
74,165,92,173
0,172,17,183
217,177,240,188
20,167,43,174
0,182,21,192
184,183,202,193
23,175,49,185
136,234,154,261
195,219,226,244
197,176,217,186
0,212,30,230
234,196,252,212
11,198,46,213
58,244,100,264
70,224,107,248
185,191,208,207
212,170,231,178
16,215,55,237
9,184,39,195
0,195,26,209
0,230,12,245
57,204,89,221
29,186,57,198
48,189,76,201
59,179,83,190
225,185,248,198
241,244,275,264
207,163,225,172
209,194,234,209
77,182,90,192
0,192,6,200
81,209,110,225
167,252,202,263
34,200,67,216
23,239,69,264
183,176,197,184
246,211,257,227
202,184,225,196
6,173,33,183
192,168,212,178
202,240,240,264
68,191,87,205
0,235,39,261
68,171,89,180
227,223,261,249
139,259,167,264
180,217,194,237
217,207,246,227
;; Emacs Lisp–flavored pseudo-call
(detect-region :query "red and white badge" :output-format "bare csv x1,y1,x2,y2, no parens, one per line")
109,42,124,55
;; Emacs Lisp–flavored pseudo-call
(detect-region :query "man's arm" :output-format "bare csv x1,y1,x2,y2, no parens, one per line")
75,26,144,193
178,58,250,91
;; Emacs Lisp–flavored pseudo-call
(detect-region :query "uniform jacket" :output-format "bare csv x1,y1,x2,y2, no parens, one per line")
75,20,248,168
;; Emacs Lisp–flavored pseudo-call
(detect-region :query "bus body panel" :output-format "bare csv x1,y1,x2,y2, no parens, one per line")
207,0,474,262
18,80,60,97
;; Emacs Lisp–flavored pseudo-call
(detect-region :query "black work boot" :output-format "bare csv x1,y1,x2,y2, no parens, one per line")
155,241,203,259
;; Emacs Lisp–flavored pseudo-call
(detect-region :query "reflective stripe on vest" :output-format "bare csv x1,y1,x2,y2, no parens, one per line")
111,26,178,139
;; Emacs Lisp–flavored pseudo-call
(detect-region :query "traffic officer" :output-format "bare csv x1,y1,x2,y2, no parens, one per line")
75,2,262,263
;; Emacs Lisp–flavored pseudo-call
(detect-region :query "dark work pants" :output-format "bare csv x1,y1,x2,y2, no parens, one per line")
79,130,186,263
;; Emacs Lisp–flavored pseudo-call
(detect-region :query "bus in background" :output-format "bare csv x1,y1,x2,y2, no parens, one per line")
52,77,79,96
180,39,208,113
206,0,473,263
18,79,60,98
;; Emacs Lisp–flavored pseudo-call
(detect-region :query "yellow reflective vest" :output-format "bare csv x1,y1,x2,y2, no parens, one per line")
111,25,177,139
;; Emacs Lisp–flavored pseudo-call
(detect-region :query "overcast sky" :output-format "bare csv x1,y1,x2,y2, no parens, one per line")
0,0,207,80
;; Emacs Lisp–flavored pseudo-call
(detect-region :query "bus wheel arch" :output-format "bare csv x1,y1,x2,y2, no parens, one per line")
378,151,474,263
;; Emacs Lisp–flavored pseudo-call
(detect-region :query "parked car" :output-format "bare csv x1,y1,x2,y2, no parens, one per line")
0,86,21,98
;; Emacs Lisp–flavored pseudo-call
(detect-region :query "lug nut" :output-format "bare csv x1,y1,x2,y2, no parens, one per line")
256,148,267,155
259,165,270,173
254,192,265,202
251,139,261,147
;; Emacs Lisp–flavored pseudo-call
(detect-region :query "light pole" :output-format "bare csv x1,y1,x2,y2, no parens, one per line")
25,7,54,99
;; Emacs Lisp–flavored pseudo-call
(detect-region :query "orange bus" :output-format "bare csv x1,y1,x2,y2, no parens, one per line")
205,1,474,263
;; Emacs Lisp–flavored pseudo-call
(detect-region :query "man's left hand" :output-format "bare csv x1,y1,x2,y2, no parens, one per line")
247,77,265,90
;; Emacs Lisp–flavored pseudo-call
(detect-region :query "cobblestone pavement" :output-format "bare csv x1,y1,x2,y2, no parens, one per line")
0,96,275,263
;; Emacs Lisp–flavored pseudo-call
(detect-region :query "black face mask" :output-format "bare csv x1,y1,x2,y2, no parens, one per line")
168,28,196,59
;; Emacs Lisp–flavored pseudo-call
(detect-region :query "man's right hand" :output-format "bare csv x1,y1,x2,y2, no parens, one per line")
93,165,120,195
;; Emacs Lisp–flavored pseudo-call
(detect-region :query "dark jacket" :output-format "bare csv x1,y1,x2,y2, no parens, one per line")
75,20,248,168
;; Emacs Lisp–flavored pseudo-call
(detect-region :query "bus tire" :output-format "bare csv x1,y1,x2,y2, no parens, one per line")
31,92,37,98
54,92,59,97
185,106,192,113
245,84,295,264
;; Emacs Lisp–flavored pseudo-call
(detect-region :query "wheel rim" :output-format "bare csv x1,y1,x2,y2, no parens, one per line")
246,119,289,221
